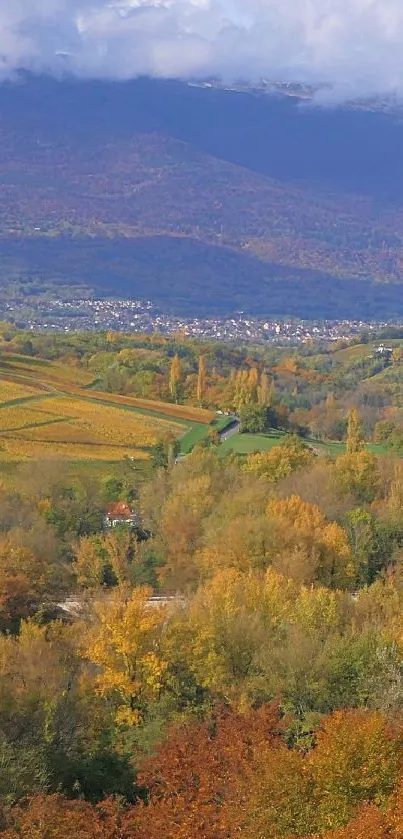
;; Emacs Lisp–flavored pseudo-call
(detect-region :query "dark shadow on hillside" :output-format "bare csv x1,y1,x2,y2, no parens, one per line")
3,75,403,202
2,236,403,320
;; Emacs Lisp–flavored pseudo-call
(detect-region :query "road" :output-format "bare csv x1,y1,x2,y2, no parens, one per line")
175,415,240,464
219,417,240,441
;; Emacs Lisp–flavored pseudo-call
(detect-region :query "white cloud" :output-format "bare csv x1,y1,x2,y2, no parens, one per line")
1,0,403,98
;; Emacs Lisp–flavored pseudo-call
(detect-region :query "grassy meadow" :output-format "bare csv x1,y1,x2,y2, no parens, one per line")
219,430,387,458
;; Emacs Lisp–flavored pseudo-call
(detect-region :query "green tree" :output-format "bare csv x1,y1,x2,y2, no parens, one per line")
334,451,379,504
239,404,268,433
152,432,180,470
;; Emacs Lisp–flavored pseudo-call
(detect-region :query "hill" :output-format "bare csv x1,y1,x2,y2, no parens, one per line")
2,75,403,316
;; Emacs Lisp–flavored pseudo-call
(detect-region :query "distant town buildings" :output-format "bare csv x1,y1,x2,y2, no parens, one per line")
0,295,399,346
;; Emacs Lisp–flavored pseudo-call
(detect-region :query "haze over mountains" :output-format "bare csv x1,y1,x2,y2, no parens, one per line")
2,74,403,318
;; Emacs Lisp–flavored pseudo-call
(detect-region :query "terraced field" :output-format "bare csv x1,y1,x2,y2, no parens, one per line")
0,379,43,402
0,354,214,465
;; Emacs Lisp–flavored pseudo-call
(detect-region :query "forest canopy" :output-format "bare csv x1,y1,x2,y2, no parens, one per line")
0,327,402,837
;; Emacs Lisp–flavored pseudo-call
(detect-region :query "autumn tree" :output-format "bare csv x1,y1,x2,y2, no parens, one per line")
238,402,268,433
82,586,168,726
104,528,133,586
244,435,314,483
169,354,182,403
152,431,180,469
167,569,296,705
229,744,314,839
196,355,207,404
148,449,233,589
346,408,364,454
313,803,393,839
234,370,250,412
247,366,260,403
267,495,354,588
74,530,136,590
73,535,106,589
0,536,70,631
258,369,273,407
0,619,86,803
309,709,403,831
387,460,403,517
334,450,379,503
343,508,377,585
134,704,283,839
0,795,125,839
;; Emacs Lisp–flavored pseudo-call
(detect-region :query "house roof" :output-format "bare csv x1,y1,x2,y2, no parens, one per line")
107,501,134,518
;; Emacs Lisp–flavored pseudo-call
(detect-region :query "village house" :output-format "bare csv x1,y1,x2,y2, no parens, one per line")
104,501,140,529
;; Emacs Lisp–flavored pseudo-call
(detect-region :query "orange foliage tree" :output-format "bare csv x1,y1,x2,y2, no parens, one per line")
133,704,283,839
0,795,127,839
0,710,402,839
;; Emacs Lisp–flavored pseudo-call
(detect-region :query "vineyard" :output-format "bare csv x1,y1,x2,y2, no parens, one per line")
0,355,213,464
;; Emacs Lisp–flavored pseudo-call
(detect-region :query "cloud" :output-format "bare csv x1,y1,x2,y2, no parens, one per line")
1,0,403,99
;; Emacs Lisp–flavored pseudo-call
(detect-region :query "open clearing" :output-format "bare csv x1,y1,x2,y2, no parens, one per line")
219,430,386,458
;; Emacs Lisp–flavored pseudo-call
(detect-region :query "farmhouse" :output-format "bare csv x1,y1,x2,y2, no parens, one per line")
104,501,140,528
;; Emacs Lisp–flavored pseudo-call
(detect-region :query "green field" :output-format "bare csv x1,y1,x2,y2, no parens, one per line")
219,430,386,458
180,416,234,454
219,431,287,455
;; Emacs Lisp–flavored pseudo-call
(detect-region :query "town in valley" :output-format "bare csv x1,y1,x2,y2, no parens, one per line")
1,295,400,345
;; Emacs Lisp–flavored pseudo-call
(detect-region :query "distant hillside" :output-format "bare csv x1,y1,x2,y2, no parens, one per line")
2,75,403,317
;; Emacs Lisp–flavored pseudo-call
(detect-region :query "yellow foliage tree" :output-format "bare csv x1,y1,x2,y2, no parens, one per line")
234,370,250,412
258,370,273,407
82,587,168,726
73,536,105,589
196,355,207,405
169,568,296,707
334,450,379,503
158,473,214,589
267,495,354,588
293,585,346,637
309,709,403,831
247,367,260,403
169,355,182,403
104,529,132,586
346,408,364,454
244,436,314,483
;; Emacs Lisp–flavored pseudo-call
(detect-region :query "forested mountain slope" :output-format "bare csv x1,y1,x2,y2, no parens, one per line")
2,76,403,315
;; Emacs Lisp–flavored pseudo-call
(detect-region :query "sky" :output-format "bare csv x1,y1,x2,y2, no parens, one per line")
1,0,403,100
